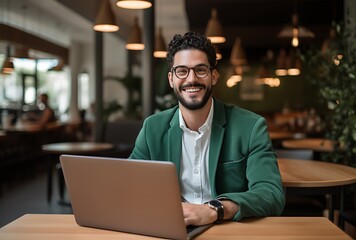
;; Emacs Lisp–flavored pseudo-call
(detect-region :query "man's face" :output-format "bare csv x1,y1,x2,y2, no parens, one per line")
168,49,218,110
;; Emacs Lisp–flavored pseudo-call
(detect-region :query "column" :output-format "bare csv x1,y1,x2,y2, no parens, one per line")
142,0,155,118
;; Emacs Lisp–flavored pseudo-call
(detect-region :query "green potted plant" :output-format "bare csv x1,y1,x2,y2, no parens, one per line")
303,23,356,209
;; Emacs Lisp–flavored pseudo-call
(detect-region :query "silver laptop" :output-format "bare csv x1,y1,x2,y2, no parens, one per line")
60,154,212,240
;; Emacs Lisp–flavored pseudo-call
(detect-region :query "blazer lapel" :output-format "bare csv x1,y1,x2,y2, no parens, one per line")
168,109,182,176
209,99,226,197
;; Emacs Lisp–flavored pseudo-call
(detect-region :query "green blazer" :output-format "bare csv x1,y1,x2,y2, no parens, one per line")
130,98,285,221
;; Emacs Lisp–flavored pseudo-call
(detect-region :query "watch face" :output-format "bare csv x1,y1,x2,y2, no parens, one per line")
209,200,222,208
208,200,224,223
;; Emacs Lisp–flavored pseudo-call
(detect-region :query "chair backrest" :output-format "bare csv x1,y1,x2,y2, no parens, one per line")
104,119,143,146
275,149,313,160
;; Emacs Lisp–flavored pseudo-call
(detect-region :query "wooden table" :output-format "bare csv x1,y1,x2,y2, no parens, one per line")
0,214,351,240
42,142,114,155
269,131,294,140
282,138,334,152
268,131,306,140
278,158,356,221
42,142,114,202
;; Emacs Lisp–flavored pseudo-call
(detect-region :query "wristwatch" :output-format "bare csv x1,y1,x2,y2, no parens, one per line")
206,200,224,223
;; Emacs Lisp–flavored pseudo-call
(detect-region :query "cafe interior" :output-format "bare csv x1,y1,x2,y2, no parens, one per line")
0,0,356,238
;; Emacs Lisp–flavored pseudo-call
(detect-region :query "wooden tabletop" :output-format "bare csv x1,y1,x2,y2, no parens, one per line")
269,131,307,140
282,138,334,152
42,142,114,154
269,131,294,140
278,158,356,187
2,122,65,133
0,214,350,240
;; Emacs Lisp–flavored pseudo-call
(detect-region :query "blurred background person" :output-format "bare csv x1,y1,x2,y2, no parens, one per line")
22,93,57,128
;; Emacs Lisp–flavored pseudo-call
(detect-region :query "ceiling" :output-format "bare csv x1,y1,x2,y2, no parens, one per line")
186,0,344,59
58,0,344,60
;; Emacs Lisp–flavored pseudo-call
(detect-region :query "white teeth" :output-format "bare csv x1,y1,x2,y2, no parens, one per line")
185,88,200,93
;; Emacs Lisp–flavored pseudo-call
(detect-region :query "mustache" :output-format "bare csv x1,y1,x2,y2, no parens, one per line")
179,83,206,91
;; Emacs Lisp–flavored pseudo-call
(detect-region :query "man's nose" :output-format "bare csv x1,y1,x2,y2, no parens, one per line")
186,68,196,81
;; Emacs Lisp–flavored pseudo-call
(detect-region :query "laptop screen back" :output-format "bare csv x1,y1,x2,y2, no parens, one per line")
60,154,189,239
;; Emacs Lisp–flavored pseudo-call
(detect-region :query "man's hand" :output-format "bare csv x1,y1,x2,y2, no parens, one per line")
182,200,240,226
182,202,216,226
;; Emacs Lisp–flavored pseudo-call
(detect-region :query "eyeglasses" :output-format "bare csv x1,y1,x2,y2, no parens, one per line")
171,64,213,79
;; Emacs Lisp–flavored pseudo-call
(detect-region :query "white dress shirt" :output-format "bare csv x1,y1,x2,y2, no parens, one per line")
179,101,214,204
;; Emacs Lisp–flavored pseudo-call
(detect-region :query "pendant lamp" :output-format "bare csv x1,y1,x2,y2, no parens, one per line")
287,49,301,76
93,0,119,32
2,58,14,74
154,27,167,58
116,0,152,9
278,13,314,47
213,44,222,60
226,66,243,88
230,38,247,66
275,49,288,76
126,17,144,50
205,8,225,44
256,63,280,87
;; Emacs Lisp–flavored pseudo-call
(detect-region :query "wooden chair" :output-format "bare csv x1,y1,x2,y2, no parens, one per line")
339,210,356,230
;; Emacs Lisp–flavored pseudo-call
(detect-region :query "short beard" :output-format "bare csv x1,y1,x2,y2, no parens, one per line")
174,84,212,110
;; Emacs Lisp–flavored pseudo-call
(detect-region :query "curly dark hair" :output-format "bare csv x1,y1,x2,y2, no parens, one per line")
167,32,216,69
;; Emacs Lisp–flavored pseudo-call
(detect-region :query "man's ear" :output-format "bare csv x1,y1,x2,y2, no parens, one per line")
168,71,174,88
212,69,219,86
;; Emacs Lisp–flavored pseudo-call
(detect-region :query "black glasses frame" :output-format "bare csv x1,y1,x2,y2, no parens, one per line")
171,64,213,79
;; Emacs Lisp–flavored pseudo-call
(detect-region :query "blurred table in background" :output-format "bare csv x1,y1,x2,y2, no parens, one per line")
269,130,306,149
42,142,114,203
278,158,356,222
0,122,66,191
282,138,334,152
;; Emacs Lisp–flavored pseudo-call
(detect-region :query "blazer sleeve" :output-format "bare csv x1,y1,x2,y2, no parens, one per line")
217,117,285,221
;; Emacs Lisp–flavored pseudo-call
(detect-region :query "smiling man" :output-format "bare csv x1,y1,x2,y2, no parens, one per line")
129,32,285,226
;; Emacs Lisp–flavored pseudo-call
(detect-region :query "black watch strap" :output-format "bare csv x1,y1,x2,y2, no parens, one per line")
206,200,224,223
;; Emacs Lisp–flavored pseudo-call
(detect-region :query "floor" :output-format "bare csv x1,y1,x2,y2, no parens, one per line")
0,165,73,228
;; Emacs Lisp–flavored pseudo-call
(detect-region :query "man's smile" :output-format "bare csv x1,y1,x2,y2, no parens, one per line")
183,87,203,93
